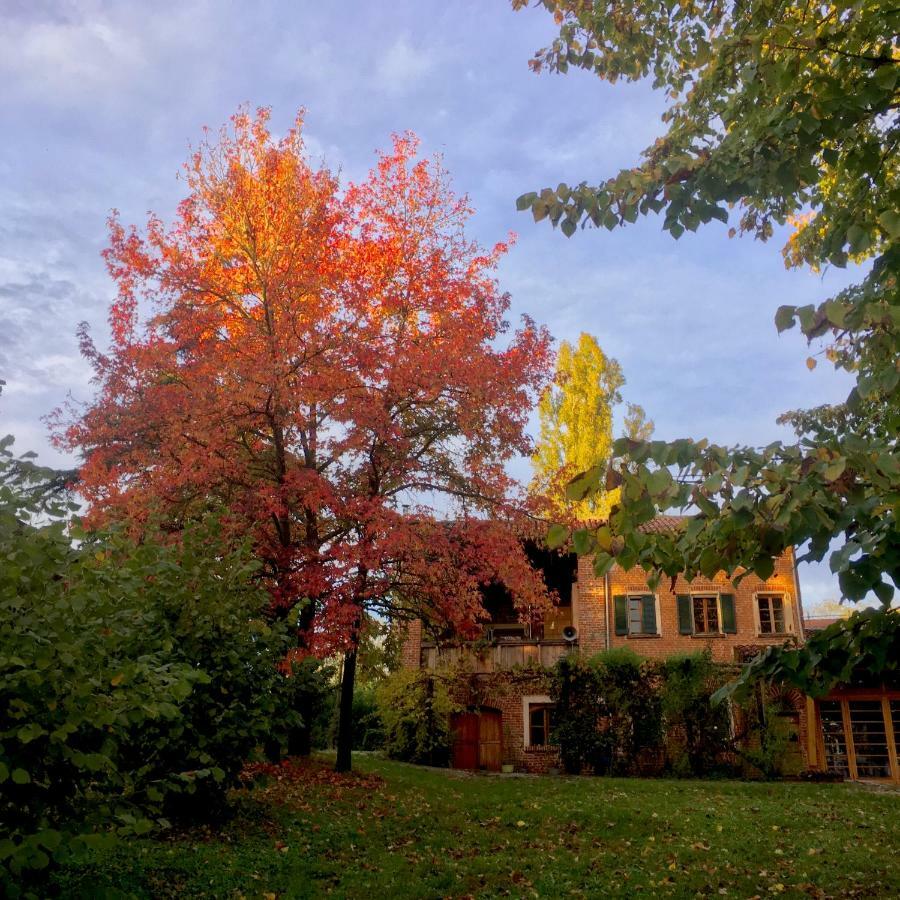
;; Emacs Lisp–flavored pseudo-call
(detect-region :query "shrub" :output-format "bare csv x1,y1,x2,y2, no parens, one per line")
0,445,299,891
735,687,803,779
549,655,605,774
657,651,733,776
350,687,384,751
591,649,662,774
377,669,459,765
280,655,336,757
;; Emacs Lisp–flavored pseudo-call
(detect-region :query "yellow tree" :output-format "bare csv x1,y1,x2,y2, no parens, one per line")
532,333,627,520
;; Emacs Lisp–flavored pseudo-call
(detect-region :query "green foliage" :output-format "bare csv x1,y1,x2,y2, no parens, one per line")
350,687,385,751
551,650,728,777
0,437,299,891
549,654,606,774
591,649,662,773
376,669,461,766
736,693,801,780
714,606,900,705
516,0,899,699
515,1,898,271
281,655,336,757
658,652,734,777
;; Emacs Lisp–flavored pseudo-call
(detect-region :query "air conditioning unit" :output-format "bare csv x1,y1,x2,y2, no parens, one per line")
562,625,578,643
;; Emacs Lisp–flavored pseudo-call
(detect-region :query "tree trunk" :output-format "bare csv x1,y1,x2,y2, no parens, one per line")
288,719,312,756
285,598,317,757
334,644,358,772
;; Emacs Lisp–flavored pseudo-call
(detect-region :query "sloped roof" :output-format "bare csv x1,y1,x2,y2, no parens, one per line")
804,616,842,631
638,515,689,535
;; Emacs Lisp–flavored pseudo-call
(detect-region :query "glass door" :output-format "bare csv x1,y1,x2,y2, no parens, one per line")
818,695,900,782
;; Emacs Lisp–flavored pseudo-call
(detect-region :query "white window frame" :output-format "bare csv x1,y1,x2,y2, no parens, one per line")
522,694,554,748
753,592,793,636
625,592,661,636
689,591,723,635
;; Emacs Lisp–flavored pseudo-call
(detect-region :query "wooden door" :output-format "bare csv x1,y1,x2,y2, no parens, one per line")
478,710,502,772
451,712,479,770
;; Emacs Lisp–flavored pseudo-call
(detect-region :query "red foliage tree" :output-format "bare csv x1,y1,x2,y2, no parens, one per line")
53,108,554,770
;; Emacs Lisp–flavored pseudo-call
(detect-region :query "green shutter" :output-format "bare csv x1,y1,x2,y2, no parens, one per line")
677,595,693,634
720,594,737,633
614,595,627,635
641,595,657,634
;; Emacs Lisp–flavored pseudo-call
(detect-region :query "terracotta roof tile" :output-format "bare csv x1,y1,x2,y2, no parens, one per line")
804,616,842,631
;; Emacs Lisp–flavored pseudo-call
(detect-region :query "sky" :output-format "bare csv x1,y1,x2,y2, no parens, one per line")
0,0,864,609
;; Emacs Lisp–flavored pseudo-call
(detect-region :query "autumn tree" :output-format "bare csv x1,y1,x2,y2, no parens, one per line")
532,332,625,519
54,108,553,771
515,1,898,694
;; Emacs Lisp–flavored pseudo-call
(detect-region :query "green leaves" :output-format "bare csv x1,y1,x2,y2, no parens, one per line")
546,523,570,549
774,305,796,333
0,480,301,888
521,1,899,644
564,465,604,502
716,607,899,704
515,191,538,212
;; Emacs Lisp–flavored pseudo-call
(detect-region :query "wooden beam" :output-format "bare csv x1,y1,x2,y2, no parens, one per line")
883,696,899,785
805,696,818,769
841,700,858,780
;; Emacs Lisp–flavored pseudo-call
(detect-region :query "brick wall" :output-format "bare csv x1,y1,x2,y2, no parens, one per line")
598,548,802,663
397,545,810,773
400,548,803,668
574,555,607,655
448,672,561,773
400,619,423,670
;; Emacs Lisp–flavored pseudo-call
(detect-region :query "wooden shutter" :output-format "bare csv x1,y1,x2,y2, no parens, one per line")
614,595,627,635
641,595,657,634
720,594,737,633
677,595,693,634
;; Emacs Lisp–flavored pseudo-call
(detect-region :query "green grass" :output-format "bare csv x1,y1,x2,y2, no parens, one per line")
53,754,899,899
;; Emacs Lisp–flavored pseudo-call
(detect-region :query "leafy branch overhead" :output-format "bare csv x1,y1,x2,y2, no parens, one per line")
517,0,898,693
514,1,899,264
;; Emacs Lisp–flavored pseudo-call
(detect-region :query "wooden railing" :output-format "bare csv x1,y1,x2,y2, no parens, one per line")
420,640,574,673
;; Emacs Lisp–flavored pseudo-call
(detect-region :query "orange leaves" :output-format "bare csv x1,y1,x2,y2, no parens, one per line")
55,107,554,654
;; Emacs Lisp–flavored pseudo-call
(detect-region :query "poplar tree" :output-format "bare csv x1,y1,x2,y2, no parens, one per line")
532,333,624,520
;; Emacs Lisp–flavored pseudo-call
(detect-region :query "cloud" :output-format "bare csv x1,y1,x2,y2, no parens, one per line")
0,12,145,99
0,0,863,602
375,35,435,95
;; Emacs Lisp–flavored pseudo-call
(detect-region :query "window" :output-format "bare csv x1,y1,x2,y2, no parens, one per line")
528,704,556,747
819,701,850,776
757,594,787,634
488,623,528,642
614,594,658,636
627,597,643,634
693,595,719,634
678,593,736,635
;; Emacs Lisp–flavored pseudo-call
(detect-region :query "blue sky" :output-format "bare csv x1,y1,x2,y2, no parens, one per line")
0,0,863,608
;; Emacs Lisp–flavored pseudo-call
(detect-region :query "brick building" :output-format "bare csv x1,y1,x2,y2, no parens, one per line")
401,519,816,774
400,521,900,782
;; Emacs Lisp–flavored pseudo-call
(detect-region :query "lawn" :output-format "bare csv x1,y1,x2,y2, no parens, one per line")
53,754,899,899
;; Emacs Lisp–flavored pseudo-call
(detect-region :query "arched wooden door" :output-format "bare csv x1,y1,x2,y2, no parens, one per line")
451,709,502,771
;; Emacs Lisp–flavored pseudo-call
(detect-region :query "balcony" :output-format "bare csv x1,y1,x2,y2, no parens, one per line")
420,638,574,673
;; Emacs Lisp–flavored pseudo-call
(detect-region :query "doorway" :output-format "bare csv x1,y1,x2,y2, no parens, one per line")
451,709,502,771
